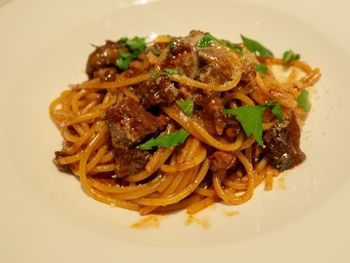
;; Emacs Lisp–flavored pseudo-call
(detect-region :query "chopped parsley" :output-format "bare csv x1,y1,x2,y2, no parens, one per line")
255,63,268,73
224,106,265,146
297,89,311,112
139,130,190,150
197,33,214,48
220,39,243,54
163,68,180,75
169,38,175,49
125,37,146,53
241,34,273,57
116,49,133,71
264,101,284,122
151,48,161,56
115,36,146,71
283,50,300,63
176,99,194,117
149,70,160,78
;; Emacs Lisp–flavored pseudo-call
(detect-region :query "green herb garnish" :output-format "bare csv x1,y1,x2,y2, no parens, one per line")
197,33,214,48
151,48,161,56
169,38,175,50
241,34,273,57
264,101,284,122
117,37,128,45
163,68,180,75
220,39,243,54
116,49,133,71
224,106,265,146
297,90,311,112
125,37,146,53
283,50,300,63
255,63,268,73
149,70,160,78
139,130,190,150
115,36,146,71
176,99,194,117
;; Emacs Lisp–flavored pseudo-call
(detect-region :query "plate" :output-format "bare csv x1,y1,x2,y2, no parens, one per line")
1,0,350,262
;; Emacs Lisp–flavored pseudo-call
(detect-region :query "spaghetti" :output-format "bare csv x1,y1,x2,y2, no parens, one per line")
50,30,320,215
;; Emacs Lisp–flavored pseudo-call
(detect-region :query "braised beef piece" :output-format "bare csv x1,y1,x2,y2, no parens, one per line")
209,151,236,171
105,97,166,149
194,91,227,135
162,31,203,78
86,40,120,78
93,67,117,82
53,151,72,174
197,47,234,84
114,149,151,178
134,75,181,108
240,61,257,83
263,112,305,171
223,122,241,142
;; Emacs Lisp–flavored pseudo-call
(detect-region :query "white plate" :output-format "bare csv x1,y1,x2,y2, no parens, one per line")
1,0,350,262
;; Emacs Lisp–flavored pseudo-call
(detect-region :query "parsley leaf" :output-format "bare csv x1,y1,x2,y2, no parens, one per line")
151,48,161,56
241,35,273,57
197,33,214,48
297,89,311,112
116,49,133,70
139,130,190,150
115,36,146,71
264,101,284,122
163,68,180,75
169,38,175,49
117,37,128,45
176,99,194,116
255,63,268,73
283,50,300,63
224,106,265,146
220,39,243,54
149,70,160,78
125,37,146,53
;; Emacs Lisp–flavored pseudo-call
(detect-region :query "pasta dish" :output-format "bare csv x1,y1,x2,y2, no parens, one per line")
49,30,321,215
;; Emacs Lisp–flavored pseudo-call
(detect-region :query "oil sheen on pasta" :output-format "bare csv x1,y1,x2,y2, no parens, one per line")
50,30,321,215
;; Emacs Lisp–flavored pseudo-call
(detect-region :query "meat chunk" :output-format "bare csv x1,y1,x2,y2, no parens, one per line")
114,149,151,178
162,30,203,78
92,67,117,82
105,97,166,149
209,151,236,171
263,112,306,171
53,151,72,174
86,40,119,77
134,75,180,108
194,91,227,135
197,47,235,84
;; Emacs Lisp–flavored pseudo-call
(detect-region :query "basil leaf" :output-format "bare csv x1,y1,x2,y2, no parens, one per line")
224,106,265,146
297,89,311,112
176,99,194,117
163,68,180,75
139,130,190,150
264,101,284,122
197,33,214,48
283,50,300,63
255,63,268,72
241,35,273,57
